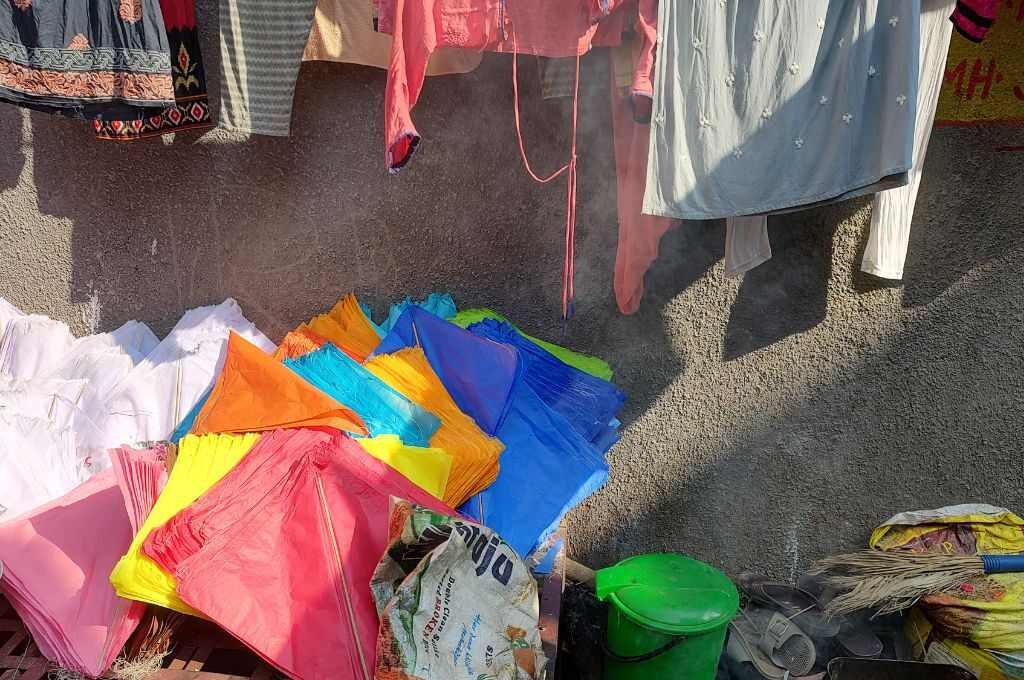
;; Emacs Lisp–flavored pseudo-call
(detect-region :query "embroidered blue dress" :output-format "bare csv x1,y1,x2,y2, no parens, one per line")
643,0,921,220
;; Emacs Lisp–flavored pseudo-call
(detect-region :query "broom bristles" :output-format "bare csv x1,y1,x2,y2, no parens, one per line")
104,649,171,680
809,550,985,616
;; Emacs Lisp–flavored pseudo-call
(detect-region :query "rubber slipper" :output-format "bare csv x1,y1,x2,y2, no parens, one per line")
739,573,840,638
728,616,787,680
798,574,883,658
758,612,816,676
827,657,978,680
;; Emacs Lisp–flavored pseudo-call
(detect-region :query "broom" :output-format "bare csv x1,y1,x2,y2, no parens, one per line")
809,551,1024,617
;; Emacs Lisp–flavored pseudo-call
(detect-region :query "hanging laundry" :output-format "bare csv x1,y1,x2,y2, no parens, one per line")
189,332,367,436
608,3,677,314
950,0,998,42
452,307,614,380
375,0,627,171
0,0,174,118
375,308,609,556
358,434,452,499
467,317,624,452
97,299,274,448
165,433,454,680
303,0,482,76
643,1,920,220
94,0,212,139
109,432,261,615
0,470,146,678
218,0,317,135
863,0,956,280
724,215,773,277
364,346,503,507
284,342,436,445
936,0,1022,124
305,294,383,362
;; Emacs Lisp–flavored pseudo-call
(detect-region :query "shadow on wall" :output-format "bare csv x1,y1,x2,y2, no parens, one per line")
849,124,1024,309
22,46,1019,409
578,234,1024,575
25,48,702,424
26,53,614,339
723,202,857,362
0,106,23,190
572,119,1024,572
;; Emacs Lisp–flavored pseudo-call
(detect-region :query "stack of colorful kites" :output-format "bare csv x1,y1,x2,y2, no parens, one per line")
0,291,624,679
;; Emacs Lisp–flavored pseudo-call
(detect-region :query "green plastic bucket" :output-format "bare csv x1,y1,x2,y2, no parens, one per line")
596,553,738,680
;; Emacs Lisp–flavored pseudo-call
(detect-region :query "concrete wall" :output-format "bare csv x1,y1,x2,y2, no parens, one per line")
1,21,1023,578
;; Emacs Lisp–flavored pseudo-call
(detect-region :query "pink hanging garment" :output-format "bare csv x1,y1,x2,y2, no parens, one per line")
170,433,454,680
0,471,145,678
611,0,675,315
378,0,626,171
950,0,997,42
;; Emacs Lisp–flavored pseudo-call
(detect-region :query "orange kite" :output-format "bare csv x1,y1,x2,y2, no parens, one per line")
305,294,382,363
191,331,367,436
271,327,328,362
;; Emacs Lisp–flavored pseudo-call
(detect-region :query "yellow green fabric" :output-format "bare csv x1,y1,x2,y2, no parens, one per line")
451,308,613,381
358,434,452,501
109,432,261,616
873,505,1024,655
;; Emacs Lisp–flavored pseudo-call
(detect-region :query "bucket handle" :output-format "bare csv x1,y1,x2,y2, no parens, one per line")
601,634,686,664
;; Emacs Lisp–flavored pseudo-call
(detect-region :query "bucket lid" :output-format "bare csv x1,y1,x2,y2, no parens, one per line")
595,553,738,635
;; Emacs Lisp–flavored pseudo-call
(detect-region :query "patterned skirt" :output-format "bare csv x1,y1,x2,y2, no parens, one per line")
94,0,213,140
0,0,175,118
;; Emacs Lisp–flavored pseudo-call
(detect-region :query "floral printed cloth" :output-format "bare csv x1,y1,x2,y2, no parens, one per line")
0,0,174,117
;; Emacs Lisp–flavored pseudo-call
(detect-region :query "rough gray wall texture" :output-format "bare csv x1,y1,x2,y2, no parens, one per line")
1,13,1022,579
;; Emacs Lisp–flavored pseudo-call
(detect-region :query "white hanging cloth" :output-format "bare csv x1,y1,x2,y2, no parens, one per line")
862,0,956,279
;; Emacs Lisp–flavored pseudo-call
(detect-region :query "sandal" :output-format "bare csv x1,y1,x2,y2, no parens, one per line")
798,574,883,659
758,612,816,676
738,573,840,638
728,609,826,680
728,613,786,679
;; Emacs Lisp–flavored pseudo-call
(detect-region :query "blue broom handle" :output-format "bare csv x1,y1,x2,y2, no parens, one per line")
980,555,1024,574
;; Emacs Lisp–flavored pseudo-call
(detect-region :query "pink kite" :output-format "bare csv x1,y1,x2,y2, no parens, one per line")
0,470,146,678
155,432,453,680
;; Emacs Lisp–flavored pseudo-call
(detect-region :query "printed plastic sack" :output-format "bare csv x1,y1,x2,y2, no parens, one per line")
371,499,547,680
873,504,1024,655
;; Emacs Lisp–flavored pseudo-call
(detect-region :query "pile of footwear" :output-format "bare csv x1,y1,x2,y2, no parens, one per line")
725,574,887,679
